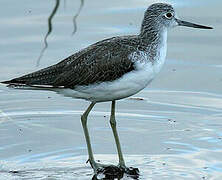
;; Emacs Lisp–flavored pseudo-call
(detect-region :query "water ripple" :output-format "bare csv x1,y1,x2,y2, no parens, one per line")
1,153,222,179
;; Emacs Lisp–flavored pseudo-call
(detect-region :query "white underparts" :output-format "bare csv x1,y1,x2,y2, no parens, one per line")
58,31,167,102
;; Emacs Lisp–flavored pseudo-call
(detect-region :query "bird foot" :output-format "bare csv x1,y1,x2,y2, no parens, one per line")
88,160,139,180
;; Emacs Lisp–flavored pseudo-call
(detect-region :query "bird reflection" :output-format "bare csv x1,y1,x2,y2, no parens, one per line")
36,0,84,66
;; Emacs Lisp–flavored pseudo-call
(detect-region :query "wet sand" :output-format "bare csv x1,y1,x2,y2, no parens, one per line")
0,0,222,179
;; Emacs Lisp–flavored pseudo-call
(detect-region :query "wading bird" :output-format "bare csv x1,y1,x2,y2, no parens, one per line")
1,3,212,179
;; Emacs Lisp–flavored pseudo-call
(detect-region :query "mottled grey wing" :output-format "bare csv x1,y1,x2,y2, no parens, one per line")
0,50,86,86
0,40,106,86
1,36,137,88
52,41,136,88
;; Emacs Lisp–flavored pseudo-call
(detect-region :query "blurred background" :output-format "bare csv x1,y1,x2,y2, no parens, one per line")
0,0,222,179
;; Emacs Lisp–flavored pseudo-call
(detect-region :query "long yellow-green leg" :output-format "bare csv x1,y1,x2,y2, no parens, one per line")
81,102,112,174
81,102,99,171
110,101,126,167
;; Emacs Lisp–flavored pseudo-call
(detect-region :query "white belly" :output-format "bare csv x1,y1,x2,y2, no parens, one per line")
57,57,166,102
58,31,167,102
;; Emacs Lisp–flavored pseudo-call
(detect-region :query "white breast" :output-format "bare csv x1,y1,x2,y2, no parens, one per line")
153,30,167,75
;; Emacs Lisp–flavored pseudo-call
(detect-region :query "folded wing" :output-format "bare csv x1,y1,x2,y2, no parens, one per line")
2,36,137,88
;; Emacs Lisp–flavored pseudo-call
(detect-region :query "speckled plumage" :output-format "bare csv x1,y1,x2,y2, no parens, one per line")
2,2,212,102
2,3,173,90
1,3,213,176
3,35,154,88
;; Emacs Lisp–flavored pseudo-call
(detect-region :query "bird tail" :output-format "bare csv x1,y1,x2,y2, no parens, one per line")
1,62,66,88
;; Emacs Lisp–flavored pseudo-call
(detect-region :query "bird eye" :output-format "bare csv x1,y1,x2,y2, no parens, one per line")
165,12,173,19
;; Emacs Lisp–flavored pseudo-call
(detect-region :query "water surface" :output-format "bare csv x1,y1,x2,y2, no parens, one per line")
0,0,222,179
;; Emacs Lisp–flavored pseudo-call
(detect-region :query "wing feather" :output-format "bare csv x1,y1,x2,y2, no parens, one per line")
52,42,136,88
2,36,138,88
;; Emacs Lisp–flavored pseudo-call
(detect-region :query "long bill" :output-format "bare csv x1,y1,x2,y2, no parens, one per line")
176,19,213,29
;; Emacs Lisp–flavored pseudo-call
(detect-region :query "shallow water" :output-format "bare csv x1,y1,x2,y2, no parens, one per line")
0,0,222,179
